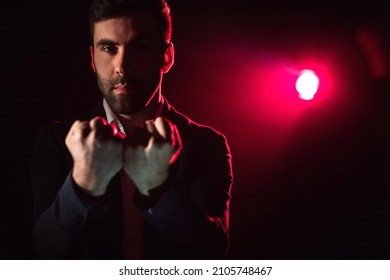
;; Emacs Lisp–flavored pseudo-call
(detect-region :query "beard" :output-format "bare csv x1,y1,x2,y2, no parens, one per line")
96,72,162,115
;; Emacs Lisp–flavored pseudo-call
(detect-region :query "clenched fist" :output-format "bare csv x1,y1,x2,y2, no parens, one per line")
123,117,182,196
65,117,125,196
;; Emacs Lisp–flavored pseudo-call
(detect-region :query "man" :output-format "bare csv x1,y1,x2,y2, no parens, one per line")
31,0,233,259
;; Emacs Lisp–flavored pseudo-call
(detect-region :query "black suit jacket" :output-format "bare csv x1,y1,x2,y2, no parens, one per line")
31,99,233,259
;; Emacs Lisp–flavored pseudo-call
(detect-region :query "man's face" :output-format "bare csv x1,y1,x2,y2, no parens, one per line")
91,11,169,115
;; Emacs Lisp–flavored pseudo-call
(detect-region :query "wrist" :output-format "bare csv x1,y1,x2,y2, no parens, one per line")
72,168,109,196
132,172,168,196
134,176,171,209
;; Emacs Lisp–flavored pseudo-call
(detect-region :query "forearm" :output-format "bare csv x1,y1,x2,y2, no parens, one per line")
33,174,93,259
139,179,230,258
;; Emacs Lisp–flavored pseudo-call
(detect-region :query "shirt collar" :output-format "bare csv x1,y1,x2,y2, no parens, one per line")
102,98,164,135
103,98,126,135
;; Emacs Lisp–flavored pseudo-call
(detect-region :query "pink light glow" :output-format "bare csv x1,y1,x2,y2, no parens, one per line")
295,70,319,100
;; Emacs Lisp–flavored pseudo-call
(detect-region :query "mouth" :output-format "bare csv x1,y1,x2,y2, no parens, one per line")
112,84,128,94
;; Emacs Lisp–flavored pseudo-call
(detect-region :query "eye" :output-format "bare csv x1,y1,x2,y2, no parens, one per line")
101,45,118,55
132,41,152,53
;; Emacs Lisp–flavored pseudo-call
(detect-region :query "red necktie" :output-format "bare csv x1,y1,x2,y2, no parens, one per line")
120,169,144,259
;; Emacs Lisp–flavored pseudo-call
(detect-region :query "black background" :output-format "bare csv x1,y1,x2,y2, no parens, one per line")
1,0,390,259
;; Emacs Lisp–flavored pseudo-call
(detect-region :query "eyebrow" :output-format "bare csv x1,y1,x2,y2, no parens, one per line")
95,38,118,48
95,34,156,48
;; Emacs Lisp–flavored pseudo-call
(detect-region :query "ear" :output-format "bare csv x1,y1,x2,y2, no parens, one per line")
161,42,174,73
90,46,96,73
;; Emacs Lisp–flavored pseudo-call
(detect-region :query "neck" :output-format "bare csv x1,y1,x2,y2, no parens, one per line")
117,93,163,133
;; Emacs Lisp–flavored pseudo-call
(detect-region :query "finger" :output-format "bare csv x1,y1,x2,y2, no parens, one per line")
69,120,91,139
171,124,182,152
69,120,87,134
90,116,118,140
110,123,126,140
89,116,108,131
155,117,173,142
80,121,92,135
145,120,165,144
135,124,151,146
168,124,181,164
145,120,155,135
89,117,118,149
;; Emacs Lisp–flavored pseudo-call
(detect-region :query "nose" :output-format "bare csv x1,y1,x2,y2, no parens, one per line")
114,51,125,76
114,48,135,76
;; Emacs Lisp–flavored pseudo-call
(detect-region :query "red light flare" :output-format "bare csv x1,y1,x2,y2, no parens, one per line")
245,59,332,119
295,69,319,100
237,53,336,156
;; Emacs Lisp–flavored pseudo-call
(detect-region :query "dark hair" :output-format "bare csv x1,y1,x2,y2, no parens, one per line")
89,0,172,45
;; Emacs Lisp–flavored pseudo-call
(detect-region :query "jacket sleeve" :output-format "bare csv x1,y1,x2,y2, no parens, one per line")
136,127,233,259
30,123,108,259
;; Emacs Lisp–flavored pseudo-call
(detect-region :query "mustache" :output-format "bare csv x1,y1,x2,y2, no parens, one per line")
110,76,128,88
